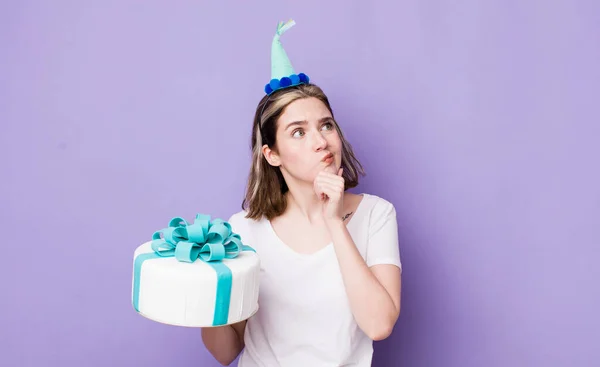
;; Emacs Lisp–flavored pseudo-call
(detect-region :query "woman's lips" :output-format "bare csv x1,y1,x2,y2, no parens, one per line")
322,153,334,164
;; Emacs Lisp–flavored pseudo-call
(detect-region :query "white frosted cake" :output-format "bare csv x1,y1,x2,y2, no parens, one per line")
131,214,260,327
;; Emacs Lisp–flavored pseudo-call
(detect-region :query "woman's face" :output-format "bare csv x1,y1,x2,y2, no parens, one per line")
268,97,342,183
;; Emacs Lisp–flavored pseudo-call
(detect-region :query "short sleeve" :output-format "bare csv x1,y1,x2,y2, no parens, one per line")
366,199,402,271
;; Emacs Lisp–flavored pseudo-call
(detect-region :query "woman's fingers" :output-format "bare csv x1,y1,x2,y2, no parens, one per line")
315,171,344,186
318,182,343,201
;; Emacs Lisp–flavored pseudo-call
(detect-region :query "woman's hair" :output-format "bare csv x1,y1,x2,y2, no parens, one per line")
241,83,365,220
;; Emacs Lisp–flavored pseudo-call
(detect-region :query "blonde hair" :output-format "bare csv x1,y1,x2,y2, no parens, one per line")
241,84,365,220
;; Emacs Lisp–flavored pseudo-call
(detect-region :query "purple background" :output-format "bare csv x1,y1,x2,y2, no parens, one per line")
1,1,599,366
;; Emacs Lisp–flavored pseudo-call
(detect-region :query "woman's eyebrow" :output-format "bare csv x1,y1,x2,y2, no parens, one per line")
284,117,333,131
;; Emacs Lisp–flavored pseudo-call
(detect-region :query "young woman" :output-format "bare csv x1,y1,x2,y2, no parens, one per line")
201,19,401,366
201,83,402,366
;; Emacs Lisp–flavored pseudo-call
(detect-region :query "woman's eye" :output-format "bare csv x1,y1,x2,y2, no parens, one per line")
322,122,334,130
292,129,305,138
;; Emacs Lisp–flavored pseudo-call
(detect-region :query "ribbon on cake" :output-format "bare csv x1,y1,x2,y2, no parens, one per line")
132,213,255,326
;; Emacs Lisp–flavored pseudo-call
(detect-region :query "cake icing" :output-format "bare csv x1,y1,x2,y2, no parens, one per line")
131,214,260,327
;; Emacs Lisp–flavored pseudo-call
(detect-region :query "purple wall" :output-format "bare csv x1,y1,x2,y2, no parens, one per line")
2,1,599,366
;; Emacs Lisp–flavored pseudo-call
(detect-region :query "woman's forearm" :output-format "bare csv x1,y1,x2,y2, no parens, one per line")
201,321,246,366
327,219,400,340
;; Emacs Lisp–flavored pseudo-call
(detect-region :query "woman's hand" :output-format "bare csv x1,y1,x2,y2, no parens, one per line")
314,167,345,225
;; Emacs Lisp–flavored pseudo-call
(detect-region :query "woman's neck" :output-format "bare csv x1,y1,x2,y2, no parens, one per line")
284,183,324,224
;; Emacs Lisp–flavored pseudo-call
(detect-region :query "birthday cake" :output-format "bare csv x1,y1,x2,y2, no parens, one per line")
131,214,260,327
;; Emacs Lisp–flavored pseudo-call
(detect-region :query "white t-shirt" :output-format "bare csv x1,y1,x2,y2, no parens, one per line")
228,193,402,367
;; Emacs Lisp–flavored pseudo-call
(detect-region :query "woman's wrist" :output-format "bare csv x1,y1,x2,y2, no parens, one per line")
325,217,345,233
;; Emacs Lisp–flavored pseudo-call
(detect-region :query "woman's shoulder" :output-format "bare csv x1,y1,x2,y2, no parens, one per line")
228,209,263,228
228,209,268,235
227,209,265,248
355,193,397,232
228,209,249,225
359,192,396,216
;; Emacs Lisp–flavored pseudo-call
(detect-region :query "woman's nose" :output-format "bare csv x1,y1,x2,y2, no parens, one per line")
312,130,328,151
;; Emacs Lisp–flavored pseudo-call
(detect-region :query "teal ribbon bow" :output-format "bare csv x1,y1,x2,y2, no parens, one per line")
132,214,255,326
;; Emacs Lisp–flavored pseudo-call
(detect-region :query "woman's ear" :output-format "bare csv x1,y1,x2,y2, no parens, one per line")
262,144,281,167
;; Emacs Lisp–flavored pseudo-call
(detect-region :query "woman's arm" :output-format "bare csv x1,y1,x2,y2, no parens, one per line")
201,320,247,365
328,220,402,341
313,169,401,341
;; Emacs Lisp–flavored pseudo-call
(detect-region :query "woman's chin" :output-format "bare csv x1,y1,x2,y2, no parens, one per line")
323,163,339,175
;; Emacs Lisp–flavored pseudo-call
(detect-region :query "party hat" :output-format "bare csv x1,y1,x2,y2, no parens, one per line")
264,19,310,95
